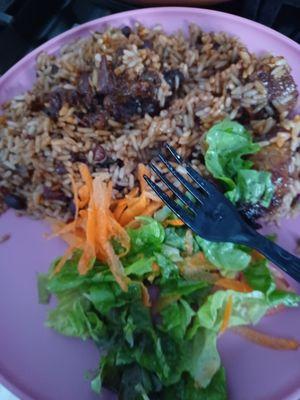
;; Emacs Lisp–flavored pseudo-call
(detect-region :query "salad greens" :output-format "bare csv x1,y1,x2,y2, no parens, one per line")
39,120,299,399
39,217,300,400
205,120,274,206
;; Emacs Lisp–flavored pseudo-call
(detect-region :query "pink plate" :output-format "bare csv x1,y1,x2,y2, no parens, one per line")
0,7,300,400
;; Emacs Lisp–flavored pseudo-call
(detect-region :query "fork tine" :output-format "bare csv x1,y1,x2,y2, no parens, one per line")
165,143,184,163
158,153,207,204
149,162,199,211
184,164,220,196
165,144,218,196
143,176,194,227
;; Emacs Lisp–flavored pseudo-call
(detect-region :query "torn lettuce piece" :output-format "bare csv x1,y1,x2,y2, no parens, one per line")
128,216,165,255
197,290,269,332
195,236,251,274
244,259,300,307
204,119,274,207
47,291,106,341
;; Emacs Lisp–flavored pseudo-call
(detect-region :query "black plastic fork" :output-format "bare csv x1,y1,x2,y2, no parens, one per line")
144,144,300,283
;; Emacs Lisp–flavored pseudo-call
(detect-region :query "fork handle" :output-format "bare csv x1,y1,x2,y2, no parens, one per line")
245,231,300,283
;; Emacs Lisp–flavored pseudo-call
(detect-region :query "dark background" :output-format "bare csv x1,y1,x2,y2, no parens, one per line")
0,0,299,74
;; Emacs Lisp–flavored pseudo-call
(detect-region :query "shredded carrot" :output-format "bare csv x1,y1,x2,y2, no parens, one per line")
53,246,75,275
50,163,162,291
111,164,161,226
119,193,148,226
138,163,150,192
144,191,162,202
220,295,233,333
103,241,129,291
78,199,97,275
215,278,253,293
127,187,139,198
78,163,93,194
181,252,216,273
113,199,128,221
142,201,163,216
152,262,160,273
233,326,299,350
78,185,89,209
164,219,185,227
251,250,265,261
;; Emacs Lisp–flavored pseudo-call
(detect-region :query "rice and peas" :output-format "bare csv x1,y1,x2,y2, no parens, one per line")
0,23,300,223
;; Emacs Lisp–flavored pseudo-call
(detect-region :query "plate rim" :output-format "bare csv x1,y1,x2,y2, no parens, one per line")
0,6,300,90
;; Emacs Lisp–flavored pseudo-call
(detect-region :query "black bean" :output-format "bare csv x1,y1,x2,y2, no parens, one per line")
140,39,153,49
43,187,67,201
115,183,126,191
78,72,90,95
163,69,184,92
70,152,87,163
141,99,160,117
69,200,76,216
50,64,59,75
55,162,67,175
4,194,27,210
116,158,124,167
141,70,161,86
30,97,43,112
116,47,125,58
79,110,106,129
44,91,62,119
212,42,220,50
100,156,117,168
93,145,107,164
121,26,132,38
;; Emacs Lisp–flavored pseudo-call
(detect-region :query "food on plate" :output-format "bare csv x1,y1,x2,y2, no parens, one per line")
0,24,300,225
39,164,300,399
1,22,300,399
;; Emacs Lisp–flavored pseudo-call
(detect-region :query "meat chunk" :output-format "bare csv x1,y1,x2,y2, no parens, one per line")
250,142,291,208
257,67,298,115
97,56,117,95
102,67,162,121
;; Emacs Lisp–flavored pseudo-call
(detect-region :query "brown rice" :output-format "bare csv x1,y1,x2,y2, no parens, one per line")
0,23,299,221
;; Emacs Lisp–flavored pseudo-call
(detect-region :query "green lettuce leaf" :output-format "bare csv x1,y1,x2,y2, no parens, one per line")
244,259,275,294
160,299,195,340
37,273,51,304
46,255,92,293
159,278,209,298
125,257,155,276
204,119,274,206
268,290,300,308
244,259,300,307
187,329,221,388
197,290,269,332
230,169,274,207
162,367,226,400
47,291,106,341
93,357,162,400
128,216,165,255
154,252,178,279
195,236,251,274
